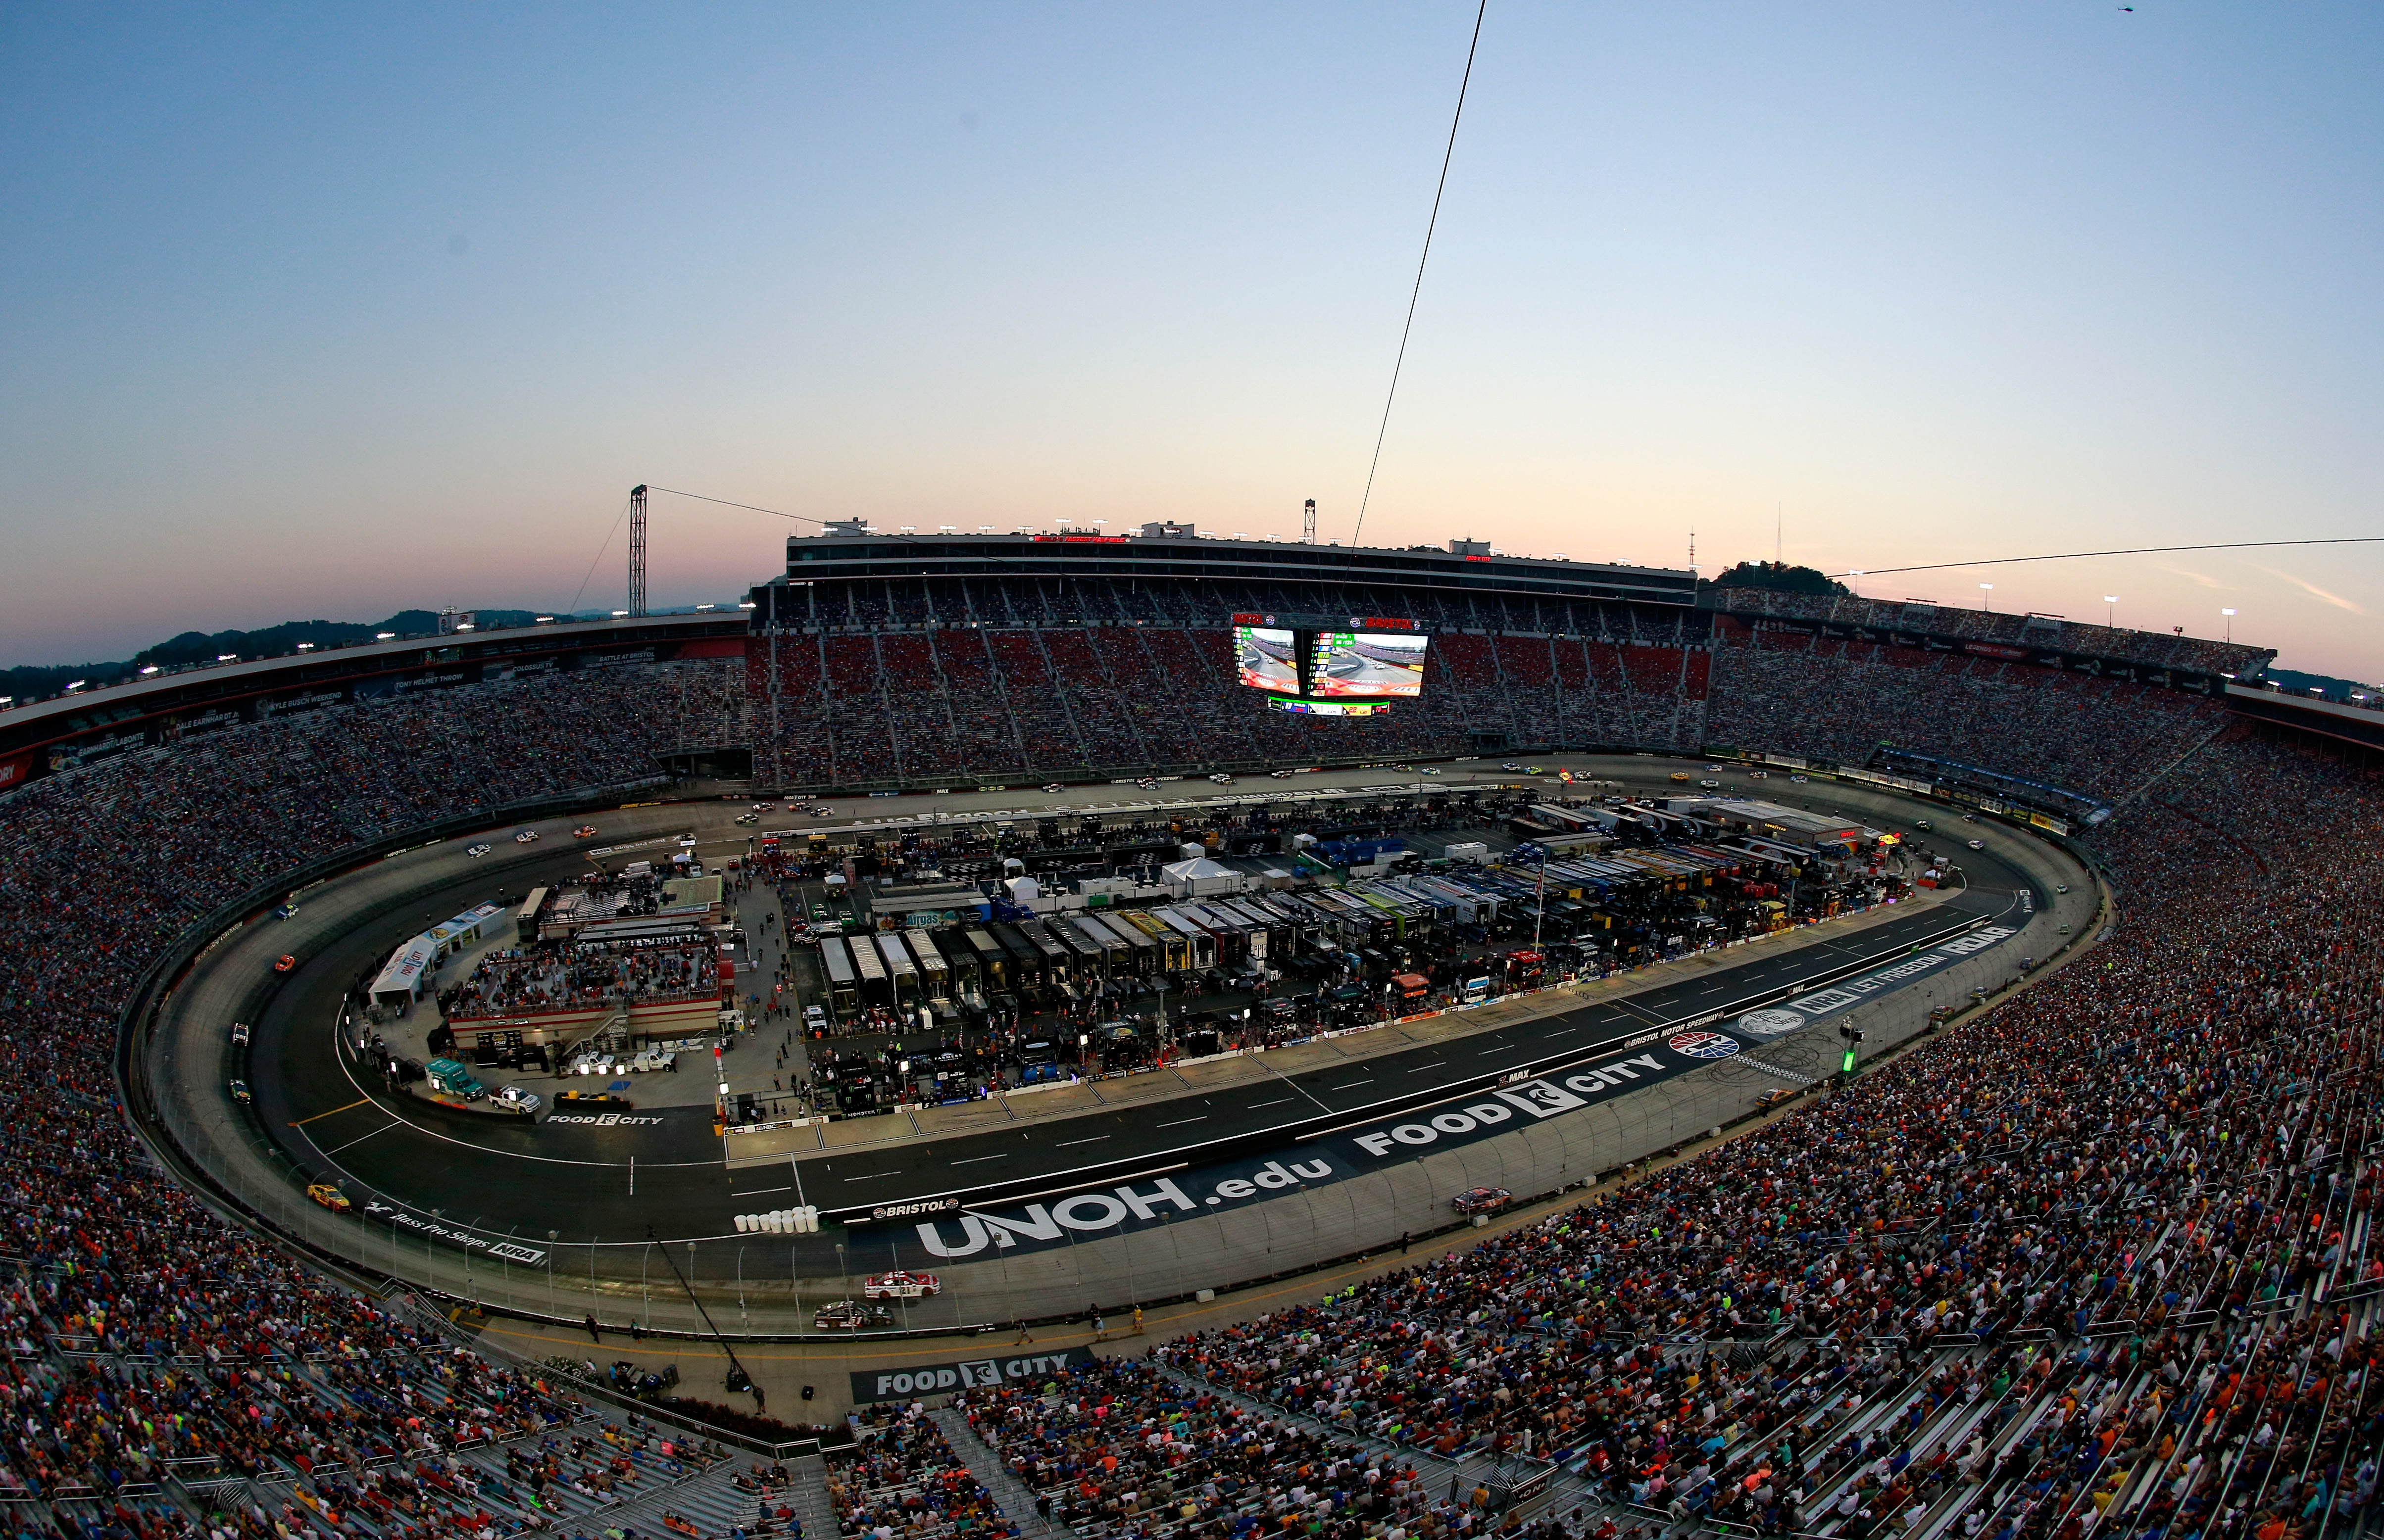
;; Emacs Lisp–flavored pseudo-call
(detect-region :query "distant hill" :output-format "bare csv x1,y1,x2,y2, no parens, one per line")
1,608,662,704
1698,561,1851,598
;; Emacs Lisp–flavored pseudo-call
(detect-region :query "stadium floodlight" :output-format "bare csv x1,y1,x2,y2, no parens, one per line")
2222,607,2236,641
455,623,474,631
977,525,995,533
1978,583,1993,610
375,631,395,640
139,666,159,676
296,642,314,650
216,653,239,662
611,609,629,617
536,615,554,623
939,525,958,533
2104,595,2119,626
0,697,10,706
64,680,86,692
1847,569,1865,577
737,600,757,609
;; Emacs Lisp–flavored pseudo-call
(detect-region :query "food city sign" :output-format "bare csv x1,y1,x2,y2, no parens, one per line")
853,1348,1093,1403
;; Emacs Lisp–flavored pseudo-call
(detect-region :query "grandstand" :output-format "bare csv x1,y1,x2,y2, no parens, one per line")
0,528,2379,1540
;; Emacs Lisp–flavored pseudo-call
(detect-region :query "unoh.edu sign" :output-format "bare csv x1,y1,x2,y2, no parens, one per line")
853,1347,1093,1403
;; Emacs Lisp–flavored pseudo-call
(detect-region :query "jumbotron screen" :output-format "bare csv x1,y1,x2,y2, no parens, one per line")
1307,630,1429,698
1234,625,1299,693
1230,613,1429,712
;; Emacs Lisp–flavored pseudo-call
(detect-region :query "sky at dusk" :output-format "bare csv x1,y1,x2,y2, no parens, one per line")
5,3,2383,678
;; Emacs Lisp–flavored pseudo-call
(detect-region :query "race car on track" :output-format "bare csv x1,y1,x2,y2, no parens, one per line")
573,825,599,838
862,1270,943,1299
306,1184,351,1213
1669,771,1690,783
813,1300,894,1330
466,843,492,858
228,1080,251,1104
273,954,298,973
514,829,539,843
1270,769,1293,778
1042,783,1065,793
230,1022,250,1046
1967,838,1986,850
1451,1186,1512,1215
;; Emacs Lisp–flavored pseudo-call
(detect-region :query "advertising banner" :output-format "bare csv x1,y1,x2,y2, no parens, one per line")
853,1348,1094,1403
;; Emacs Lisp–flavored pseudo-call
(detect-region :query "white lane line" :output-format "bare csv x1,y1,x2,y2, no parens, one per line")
1155,1116,1207,1128
322,1121,402,1156
1055,1135,1109,1148
1327,1079,1374,1090
732,1185,792,1199
1246,1098,1292,1109
951,1154,1009,1165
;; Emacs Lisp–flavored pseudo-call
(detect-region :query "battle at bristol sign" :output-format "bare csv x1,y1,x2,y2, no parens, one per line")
1730,923,2020,1038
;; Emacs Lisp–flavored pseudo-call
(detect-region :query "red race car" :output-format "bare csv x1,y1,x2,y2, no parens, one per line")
273,954,298,974
1451,1186,1512,1215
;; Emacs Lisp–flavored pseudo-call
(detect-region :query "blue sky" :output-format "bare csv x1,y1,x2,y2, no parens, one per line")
5,2,2383,676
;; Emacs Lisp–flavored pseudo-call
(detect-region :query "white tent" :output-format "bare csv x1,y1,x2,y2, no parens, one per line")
1160,856,1244,898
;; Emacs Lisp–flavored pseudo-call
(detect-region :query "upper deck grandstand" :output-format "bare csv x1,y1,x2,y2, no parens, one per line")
0,528,2381,1539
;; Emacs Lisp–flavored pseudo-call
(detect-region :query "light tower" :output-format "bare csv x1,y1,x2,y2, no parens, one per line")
628,484,649,617
1302,499,1317,545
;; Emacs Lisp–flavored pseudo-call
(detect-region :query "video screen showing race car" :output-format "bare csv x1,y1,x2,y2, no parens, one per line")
1307,630,1428,697
1234,625,1300,693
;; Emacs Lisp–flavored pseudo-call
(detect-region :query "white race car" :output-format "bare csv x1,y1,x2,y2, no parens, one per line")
861,1270,943,1299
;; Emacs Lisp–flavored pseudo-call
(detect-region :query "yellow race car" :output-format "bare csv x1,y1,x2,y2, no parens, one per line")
305,1184,352,1213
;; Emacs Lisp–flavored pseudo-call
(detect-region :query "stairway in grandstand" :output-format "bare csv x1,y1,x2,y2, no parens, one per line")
928,1403,1061,1540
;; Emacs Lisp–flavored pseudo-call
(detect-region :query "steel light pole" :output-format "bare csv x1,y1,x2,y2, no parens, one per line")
1979,583,1993,612
2221,608,2235,642
2104,596,2118,628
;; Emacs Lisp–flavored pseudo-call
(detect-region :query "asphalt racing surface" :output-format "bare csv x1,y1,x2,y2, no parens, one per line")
788,890,2018,1222
247,880,2030,1270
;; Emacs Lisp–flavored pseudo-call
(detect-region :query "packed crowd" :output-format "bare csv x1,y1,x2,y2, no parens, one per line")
1127,729,2384,1540
1705,632,2227,801
750,627,1714,784
1706,591,2270,678
783,577,1700,649
0,598,2364,1540
0,664,743,1536
828,1404,1012,1540
956,1355,1417,1540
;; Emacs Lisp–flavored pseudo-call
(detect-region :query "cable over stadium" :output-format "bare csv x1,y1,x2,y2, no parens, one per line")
3,521,2382,1540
